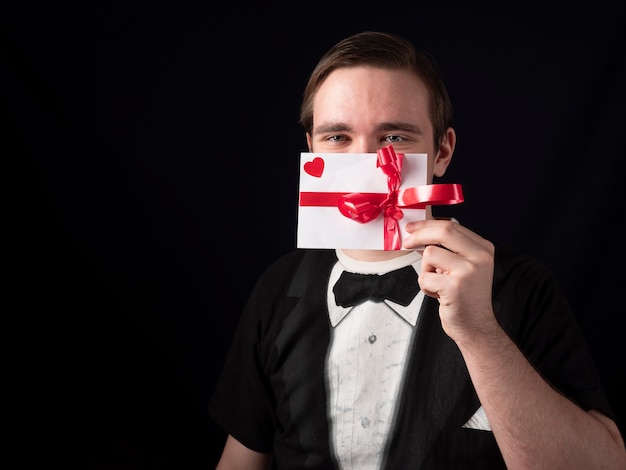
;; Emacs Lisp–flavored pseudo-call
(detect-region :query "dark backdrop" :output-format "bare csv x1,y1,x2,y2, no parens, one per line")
4,1,625,468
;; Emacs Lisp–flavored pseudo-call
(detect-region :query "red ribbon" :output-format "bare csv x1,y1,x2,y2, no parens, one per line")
299,145,464,250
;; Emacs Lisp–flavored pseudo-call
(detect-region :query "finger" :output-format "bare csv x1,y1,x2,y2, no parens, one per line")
403,219,466,251
417,270,445,299
420,243,458,274
403,219,492,255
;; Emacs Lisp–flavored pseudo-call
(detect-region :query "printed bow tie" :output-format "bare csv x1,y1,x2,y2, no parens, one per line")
333,265,420,307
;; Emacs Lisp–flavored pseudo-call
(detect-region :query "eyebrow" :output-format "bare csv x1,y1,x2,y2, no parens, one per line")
312,122,352,135
312,121,424,135
378,121,424,135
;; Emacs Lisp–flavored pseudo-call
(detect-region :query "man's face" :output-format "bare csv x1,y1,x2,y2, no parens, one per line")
307,66,451,183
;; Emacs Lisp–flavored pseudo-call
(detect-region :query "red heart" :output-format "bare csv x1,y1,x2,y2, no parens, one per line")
304,157,324,177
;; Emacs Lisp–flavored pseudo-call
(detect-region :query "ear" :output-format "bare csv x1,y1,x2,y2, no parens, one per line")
306,132,313,152
433,127,455,177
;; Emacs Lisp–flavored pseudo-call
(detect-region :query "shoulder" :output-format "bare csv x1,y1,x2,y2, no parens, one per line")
490,240,573,334
251,249,338,298
259,249,337,280
492,240,558,290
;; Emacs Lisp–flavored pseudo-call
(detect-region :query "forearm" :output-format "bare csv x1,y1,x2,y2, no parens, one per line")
215,435,271,470
456,322,626,469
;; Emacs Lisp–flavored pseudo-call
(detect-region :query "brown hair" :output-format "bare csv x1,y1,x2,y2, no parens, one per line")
299,31,453,151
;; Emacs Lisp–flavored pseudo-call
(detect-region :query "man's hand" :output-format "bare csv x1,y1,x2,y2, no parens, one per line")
403,219,497,343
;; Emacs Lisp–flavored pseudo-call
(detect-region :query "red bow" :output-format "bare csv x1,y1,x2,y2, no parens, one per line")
336,145,463,250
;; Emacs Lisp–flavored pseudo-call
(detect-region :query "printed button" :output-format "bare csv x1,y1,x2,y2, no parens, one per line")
361,417,370,428
368,334,377,344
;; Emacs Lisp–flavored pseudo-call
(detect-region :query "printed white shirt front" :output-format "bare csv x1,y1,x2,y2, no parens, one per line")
326,249,424,470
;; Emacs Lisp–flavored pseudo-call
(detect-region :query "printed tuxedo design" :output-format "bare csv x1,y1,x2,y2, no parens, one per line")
210,245,612,469
325,257,424,469
281,250,502,469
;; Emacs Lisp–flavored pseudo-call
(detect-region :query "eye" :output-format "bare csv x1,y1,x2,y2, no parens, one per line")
384,135,405,143
327,134,347,142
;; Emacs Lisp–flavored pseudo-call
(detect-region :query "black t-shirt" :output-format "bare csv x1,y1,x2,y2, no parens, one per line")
210,242,614,469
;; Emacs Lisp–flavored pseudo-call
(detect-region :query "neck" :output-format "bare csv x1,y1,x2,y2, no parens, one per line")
340,249,416,262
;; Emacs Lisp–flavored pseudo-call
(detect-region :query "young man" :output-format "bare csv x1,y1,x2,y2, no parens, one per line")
210,31,625,469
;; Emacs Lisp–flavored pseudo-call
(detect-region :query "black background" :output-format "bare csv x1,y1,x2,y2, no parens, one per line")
3,1,625,468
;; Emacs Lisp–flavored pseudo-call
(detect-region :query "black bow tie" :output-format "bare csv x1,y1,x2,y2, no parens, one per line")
333,265,420,307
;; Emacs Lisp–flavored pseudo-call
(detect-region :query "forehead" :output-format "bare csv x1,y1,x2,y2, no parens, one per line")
313,66,432,130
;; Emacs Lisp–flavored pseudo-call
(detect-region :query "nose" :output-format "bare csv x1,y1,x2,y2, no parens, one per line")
349,137,380,154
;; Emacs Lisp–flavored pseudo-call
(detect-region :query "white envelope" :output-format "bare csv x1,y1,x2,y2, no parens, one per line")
296,151,428,250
